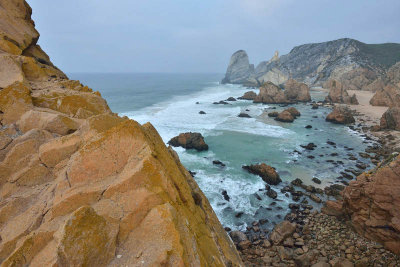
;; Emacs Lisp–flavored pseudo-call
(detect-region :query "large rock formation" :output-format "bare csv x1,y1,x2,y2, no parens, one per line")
325,155,400,255
284,79,311,102
0,0,66,89
254,82,288,104
223,39,400,87
370,84,400,107
221,50,256,86
253,80,311,104
324,80,359,104
0,1,242,266
242,163,282,185
380,107,400,130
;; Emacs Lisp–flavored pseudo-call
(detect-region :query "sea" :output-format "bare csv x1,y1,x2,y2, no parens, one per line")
69,73,374,231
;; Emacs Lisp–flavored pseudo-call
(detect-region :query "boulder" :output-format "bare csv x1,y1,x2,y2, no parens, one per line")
242,163,282,185
168,132,209,151
275,111,294,122
324,80,359,104
370,84,400,107
380,107,400,130
326,106,355,124
254,82,289,104
238,91,257,100
285,107,301,117
0,82,33,124
284,79,311,102
337,155,400,255
269,221,296,245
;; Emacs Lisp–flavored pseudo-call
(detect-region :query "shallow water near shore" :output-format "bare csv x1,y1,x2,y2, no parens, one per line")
71,73,375,231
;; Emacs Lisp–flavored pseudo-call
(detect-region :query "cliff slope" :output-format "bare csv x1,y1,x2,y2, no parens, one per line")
0,0,242,266
222,38,400,87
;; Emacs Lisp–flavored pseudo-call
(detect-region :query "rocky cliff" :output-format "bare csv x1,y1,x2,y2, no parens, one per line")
324,155,400,255
222,38,400,88
0,0,242,266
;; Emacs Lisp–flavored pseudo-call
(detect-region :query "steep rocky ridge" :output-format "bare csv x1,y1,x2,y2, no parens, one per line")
222,38,400,87
0,1,242,266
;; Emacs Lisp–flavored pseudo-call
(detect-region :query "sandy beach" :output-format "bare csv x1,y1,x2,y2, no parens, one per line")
348,90,388,125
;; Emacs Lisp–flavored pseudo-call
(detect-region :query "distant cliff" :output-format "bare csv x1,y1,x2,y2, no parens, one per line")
222,38,400,88
0,0,242,266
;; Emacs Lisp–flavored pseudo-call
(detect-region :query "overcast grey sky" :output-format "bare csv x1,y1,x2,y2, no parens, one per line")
28,0,400,73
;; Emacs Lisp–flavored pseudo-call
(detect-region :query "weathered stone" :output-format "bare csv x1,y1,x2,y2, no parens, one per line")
326,106,355,124
242,163,282,185
380,107,400,130
269,221,296,245
168,132,208,151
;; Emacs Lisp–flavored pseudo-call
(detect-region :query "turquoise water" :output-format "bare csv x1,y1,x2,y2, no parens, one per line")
69,73,374,231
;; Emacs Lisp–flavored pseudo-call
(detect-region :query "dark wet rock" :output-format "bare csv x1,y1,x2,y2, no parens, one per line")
267,188,278,199
312,103,319,109
301,143,317,150
291,178,303,187
309,194,322,203
230,230,248,243
305,125,312,129
238,113,251,118
188,170,196,177
312,177,322,184
213,160,226,167
226,97,237,101
327,141,336,146
355,163,367,169
213,100,229,105
307,155,315,159
222,190,230,201
243,163,282,185
268,112,279,117
224,227,231,232
168,132,209,151
199,111,206,114
235,212,244,218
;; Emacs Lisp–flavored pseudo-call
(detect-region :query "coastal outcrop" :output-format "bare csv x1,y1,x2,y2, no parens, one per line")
326,106,355,124
369,84,400,107
0,1,242,266
254,82,288,104
254,80,310,104
242,163,282,185
284,79,311,102
380,107,400,130
223,39,400,87
168,132,209,151
324,80,359,105
325,155,400,255
238,91,257,100
221,50,256,86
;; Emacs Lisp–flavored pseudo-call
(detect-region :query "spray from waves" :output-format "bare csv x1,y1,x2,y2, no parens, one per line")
122,83,294,142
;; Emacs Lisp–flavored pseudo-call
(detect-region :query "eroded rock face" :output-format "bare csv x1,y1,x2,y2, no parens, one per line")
242,163,282,185
380,107,400,130
0,1,242,266
0,0,66,88
222,50,256,86
168,132,209,151
324,80,359,105
326,106,355,124
269,221,296,245
337,155,400,255
284,79,311,102
370,84,400,107
254,82,288,104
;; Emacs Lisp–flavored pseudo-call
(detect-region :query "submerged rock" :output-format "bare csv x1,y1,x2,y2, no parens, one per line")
268,112,279,117
238,112,251,118
243,163,282,185
168,132,209,151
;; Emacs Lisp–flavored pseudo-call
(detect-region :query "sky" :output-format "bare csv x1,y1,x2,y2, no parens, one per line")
28,0,400,73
